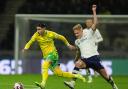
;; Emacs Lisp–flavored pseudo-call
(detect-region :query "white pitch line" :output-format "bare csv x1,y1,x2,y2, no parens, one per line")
24,88,40,89
0,84,38,88
0,84,35,86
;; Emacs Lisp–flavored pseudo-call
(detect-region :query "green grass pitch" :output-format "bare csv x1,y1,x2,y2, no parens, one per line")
0,74,127,89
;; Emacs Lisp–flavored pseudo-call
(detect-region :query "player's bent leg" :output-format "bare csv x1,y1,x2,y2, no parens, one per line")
86,68,92,83
75,59,86,68
94,70,98,77
98,68,118,89
64,60,87,89
71,59,86,81
64,81,75,89
53,66,86,82
41,60,51,87
98,68,109,80
63,66,80,89
35,82,45,89
35,60,51,89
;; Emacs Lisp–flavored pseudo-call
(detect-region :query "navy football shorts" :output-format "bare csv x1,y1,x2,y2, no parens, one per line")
81,55,104,71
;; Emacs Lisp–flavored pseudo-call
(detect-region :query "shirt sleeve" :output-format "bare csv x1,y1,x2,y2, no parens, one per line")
84,28,95,35
94,29,103,43
49,31,70,46
48,31,60,39
24,32,37,49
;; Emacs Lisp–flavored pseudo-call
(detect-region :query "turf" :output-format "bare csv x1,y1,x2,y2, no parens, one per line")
0,74,127,89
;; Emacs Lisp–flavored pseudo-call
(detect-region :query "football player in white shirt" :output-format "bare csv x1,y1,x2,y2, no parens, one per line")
85,19,103,83
64,5,118,89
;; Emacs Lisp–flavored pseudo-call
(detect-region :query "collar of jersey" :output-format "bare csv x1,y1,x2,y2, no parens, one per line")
38,30,48,36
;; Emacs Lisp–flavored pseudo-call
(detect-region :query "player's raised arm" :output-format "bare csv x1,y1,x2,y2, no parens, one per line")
91,5,97,31
95,29,103,43
23,33,37,51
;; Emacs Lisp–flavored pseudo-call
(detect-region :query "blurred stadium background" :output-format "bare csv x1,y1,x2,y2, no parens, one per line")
0,0,128,89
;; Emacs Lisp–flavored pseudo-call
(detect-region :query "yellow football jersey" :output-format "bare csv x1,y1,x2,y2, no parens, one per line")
24,30,69,58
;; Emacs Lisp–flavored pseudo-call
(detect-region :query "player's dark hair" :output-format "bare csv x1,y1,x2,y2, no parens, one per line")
37,23,47,28
36,23,54,31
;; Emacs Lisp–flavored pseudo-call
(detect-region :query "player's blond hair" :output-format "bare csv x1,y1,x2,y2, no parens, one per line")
73,24,83,30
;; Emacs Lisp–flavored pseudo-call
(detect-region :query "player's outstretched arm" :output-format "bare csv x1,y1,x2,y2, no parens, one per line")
57,34,75,50
91,5,97,31
22,49,28,53
22,33,37,52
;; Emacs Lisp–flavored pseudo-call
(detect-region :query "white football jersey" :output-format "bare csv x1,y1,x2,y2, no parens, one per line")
93,29,103,50
75,28,100,58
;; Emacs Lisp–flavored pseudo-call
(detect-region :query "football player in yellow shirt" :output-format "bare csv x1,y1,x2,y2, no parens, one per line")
22,23,85,89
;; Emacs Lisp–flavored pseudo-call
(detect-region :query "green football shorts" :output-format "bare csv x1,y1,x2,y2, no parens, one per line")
45,51,59,70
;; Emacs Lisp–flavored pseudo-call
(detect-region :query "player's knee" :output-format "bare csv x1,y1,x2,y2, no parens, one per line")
75,60,84,68
75,62,81,68
42,61,51,69
54,71,63,76
42,68,48,74
54,69,63,76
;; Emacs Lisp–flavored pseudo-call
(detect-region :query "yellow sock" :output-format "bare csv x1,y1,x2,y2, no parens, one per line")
41,61,50,84
54,66,85,82
54,66,75,78
62,72,75,78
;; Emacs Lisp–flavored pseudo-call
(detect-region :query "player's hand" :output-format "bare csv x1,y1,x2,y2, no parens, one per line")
22,49,27,53
92,4,97,11
67,44,76,50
